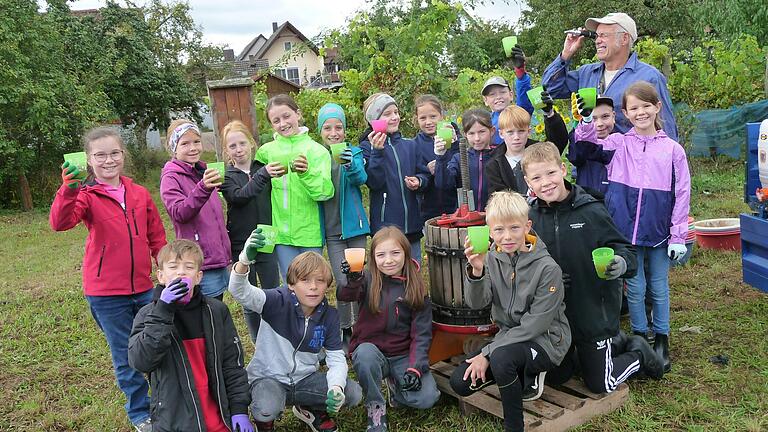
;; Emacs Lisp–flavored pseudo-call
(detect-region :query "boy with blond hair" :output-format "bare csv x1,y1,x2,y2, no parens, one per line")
486,104,568,195
229,229,362,432
128,239,254,432
449,191,571,432
522,142,664,393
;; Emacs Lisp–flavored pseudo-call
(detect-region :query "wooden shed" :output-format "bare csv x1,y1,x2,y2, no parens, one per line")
206,77,258,159
252,72,302,98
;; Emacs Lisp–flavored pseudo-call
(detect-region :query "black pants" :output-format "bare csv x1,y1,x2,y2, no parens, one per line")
450,342,553,432
548,337,641,394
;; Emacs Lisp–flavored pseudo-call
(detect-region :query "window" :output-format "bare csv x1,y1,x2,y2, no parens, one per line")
286,67,300,85
275,68,287,79
284,41,292,52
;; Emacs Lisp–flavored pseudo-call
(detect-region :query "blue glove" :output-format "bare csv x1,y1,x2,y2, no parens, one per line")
159,278,189,305
340,147,353,166
231,414,254,432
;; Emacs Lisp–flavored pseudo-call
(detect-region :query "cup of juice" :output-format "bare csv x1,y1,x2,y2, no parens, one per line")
344,248,367,272
592,247,615,279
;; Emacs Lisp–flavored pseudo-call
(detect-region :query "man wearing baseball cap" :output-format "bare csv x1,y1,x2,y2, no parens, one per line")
541,12,678,141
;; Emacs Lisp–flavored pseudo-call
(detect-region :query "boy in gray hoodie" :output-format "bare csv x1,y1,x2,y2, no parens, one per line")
449,191,571,432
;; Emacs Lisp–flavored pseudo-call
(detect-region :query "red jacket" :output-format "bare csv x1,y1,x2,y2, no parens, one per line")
50,176,167,296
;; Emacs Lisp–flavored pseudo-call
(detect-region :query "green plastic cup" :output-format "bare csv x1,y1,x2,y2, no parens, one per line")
330,143,347,164
272,149,294,171
467,225,491,254
526,86,545,109
436,127,453,148
502,36,518,57
592,247,615,279
437,120,452,130
256,224,277,254
208,162,226,179
63,152,88,180
578,87,598,110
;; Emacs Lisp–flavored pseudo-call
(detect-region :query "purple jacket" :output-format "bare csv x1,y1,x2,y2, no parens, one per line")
574,122,690,247
160,159,231,270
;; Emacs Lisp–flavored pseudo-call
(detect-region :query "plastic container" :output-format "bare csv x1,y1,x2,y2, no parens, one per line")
694,218,741,251
526,86,545,109
331,143,347,164
591,247,614,279
371,119,388,134
467,225,490,254
344,248,366,272
502,36,518,57
256,224,277,254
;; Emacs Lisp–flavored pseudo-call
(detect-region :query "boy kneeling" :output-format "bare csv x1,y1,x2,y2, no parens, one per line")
128,240,254,432
229,229,362,432
450,191,571,432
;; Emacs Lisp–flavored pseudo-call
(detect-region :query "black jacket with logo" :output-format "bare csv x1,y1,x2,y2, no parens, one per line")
220,161,272,258
529,182,637,343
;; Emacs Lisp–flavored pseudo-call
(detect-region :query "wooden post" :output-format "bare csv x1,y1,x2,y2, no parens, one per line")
206,78,258,161
18,173,33,211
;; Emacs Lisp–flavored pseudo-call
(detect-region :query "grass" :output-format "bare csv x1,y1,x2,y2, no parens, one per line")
0,157,766,431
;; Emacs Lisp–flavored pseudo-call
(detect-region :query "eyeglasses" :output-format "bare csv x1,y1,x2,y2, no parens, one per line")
91,150,124,163
595,31,626,40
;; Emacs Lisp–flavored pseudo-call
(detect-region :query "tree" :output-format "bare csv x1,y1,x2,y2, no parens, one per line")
447,18,518,72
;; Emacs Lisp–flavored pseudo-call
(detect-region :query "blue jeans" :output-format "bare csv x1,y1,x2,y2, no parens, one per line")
411,239,422,266
352,342,440,409
626,246,670,335
275,245,323,283
86,290,152,425
199,266,229,298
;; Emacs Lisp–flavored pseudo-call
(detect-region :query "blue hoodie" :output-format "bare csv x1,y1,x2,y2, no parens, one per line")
322,145,371,240
434,146,495,212
414,127,459,223
360,132,430,238
491,73,534,146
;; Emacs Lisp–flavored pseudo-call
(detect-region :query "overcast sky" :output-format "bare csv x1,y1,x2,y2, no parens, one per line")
60,0,523,55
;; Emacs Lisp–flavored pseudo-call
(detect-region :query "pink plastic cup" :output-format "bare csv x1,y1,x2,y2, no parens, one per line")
371,119,388,134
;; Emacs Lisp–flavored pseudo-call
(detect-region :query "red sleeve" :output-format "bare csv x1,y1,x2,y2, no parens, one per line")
145,192,167,259
49,184,87,231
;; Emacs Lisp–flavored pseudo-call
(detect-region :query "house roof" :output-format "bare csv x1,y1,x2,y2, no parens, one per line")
253,21,320,59
237,34,267,61
252,71,302,91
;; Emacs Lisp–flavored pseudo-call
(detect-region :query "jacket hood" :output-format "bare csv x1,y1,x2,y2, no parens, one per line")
272,126,311,144
161,158,206,178
624,127,669,140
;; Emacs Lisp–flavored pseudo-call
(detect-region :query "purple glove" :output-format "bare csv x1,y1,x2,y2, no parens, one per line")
159,278,189,305
231,414,254,432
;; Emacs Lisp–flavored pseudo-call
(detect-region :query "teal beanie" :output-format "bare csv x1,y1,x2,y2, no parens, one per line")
317,103,347,132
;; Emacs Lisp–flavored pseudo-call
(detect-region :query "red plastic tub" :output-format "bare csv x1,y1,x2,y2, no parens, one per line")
694,218,741,251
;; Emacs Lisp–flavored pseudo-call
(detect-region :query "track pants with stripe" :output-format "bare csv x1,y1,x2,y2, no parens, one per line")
549,337,641,394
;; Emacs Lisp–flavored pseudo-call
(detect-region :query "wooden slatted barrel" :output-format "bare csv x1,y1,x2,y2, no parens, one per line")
424,218,492,326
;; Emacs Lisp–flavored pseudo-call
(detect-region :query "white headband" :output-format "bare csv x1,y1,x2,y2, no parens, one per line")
168,123,201,154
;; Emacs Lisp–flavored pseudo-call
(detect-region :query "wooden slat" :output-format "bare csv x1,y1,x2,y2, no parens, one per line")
560,379,607,400
440,227,453,307
224,88,240,116
431,224,445,306
449,228,462,308
539,386,586,411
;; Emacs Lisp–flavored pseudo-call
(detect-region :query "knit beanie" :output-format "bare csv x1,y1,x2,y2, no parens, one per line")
317,103,347,132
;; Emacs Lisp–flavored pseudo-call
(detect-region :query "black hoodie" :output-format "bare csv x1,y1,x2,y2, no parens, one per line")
529,181,637,343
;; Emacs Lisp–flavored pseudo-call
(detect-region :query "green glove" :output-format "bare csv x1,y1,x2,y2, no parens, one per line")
61,161,83,189
325,386,345,413
238,228,265,265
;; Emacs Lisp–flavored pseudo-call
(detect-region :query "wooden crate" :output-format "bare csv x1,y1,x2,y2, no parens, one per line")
431,361,629,431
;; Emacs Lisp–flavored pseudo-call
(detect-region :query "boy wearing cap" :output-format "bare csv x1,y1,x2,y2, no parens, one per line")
567,95,616,194
541,12,678,141
482,44,534,146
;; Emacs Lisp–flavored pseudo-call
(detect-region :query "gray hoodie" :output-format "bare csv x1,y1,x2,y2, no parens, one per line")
465,232,571,365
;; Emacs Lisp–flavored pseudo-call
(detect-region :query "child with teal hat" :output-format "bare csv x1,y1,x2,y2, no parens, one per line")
318,102,370,353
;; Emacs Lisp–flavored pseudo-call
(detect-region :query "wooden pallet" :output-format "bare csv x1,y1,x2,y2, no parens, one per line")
431,361,629,431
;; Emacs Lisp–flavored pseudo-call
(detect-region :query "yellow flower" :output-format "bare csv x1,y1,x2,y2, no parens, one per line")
563,116,571,124
535,123,545,134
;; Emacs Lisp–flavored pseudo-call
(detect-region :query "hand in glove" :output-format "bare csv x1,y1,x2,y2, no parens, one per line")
604,255,627,280
341,259,363,282
339,147,354,167
576,95,593,121
325,385,345,413
230,414,254,432
562,272,571,290
238,228,265,265
160,278,189,305
541,87,555,117
61,161,84,189
668,243,688,262
401,369,422,392
510,46,527,78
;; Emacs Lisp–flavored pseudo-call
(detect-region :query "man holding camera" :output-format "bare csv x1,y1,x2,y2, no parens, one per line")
542,12,677,140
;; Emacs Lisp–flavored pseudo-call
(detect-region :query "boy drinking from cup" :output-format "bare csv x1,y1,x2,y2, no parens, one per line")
228,230,362,432
521,142,664,393
567,95,616,194
128,240,254,432
449,191,571,432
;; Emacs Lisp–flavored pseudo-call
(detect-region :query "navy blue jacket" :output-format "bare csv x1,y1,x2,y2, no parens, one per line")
567,133,614,195
435,146,495,211
414,128,459,222
360,132,430,238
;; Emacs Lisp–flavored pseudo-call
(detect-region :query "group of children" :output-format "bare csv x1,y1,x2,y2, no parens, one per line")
51,44,690,431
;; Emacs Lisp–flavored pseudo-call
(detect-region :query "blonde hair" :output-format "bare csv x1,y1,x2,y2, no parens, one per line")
157,239,204,270
164,118,199,154
520,141,562,175
623,81,663,131
286,251,333,289
498,105,531,131
485,191,530,225
367,226,428,314
220,120,256,165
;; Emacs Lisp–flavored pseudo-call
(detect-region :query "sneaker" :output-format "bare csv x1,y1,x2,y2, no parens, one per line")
254,420,275,432
292,405,338,432
133,418,152,432
366,402,388,432
521,371,546,402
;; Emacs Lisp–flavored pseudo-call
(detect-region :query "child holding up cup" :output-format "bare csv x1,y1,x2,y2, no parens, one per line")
317,102,370,352
255,94,335,280
51,127,167,431
160,119,232,300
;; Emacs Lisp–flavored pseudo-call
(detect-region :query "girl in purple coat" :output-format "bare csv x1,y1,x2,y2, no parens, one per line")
160,119,231,299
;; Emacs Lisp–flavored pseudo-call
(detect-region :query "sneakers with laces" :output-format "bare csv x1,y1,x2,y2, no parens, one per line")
366,402,388,432
292,405,338,432
521,371,546,402
133,418,152,432
254,420,275,432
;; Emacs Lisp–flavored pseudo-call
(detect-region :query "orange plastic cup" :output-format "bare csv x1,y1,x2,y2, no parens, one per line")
344,248,366,272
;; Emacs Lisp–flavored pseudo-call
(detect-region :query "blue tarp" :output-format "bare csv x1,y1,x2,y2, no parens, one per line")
686,99,768,159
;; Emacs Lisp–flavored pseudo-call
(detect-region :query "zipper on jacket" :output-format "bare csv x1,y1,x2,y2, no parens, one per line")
172,334,203,432
553,211,561,261
289,317,311,386
106,191,136,292
389,140,410,233
381,193,387,222
208,305,232,432
131,209,139,235
478,152,484,210
96,245,106,277
631,142,647,244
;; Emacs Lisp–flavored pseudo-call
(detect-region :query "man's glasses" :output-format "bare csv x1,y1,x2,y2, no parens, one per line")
91,150,124,163
595,31,626,40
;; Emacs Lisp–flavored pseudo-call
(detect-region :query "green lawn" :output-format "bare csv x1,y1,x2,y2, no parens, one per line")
0,157,765,431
